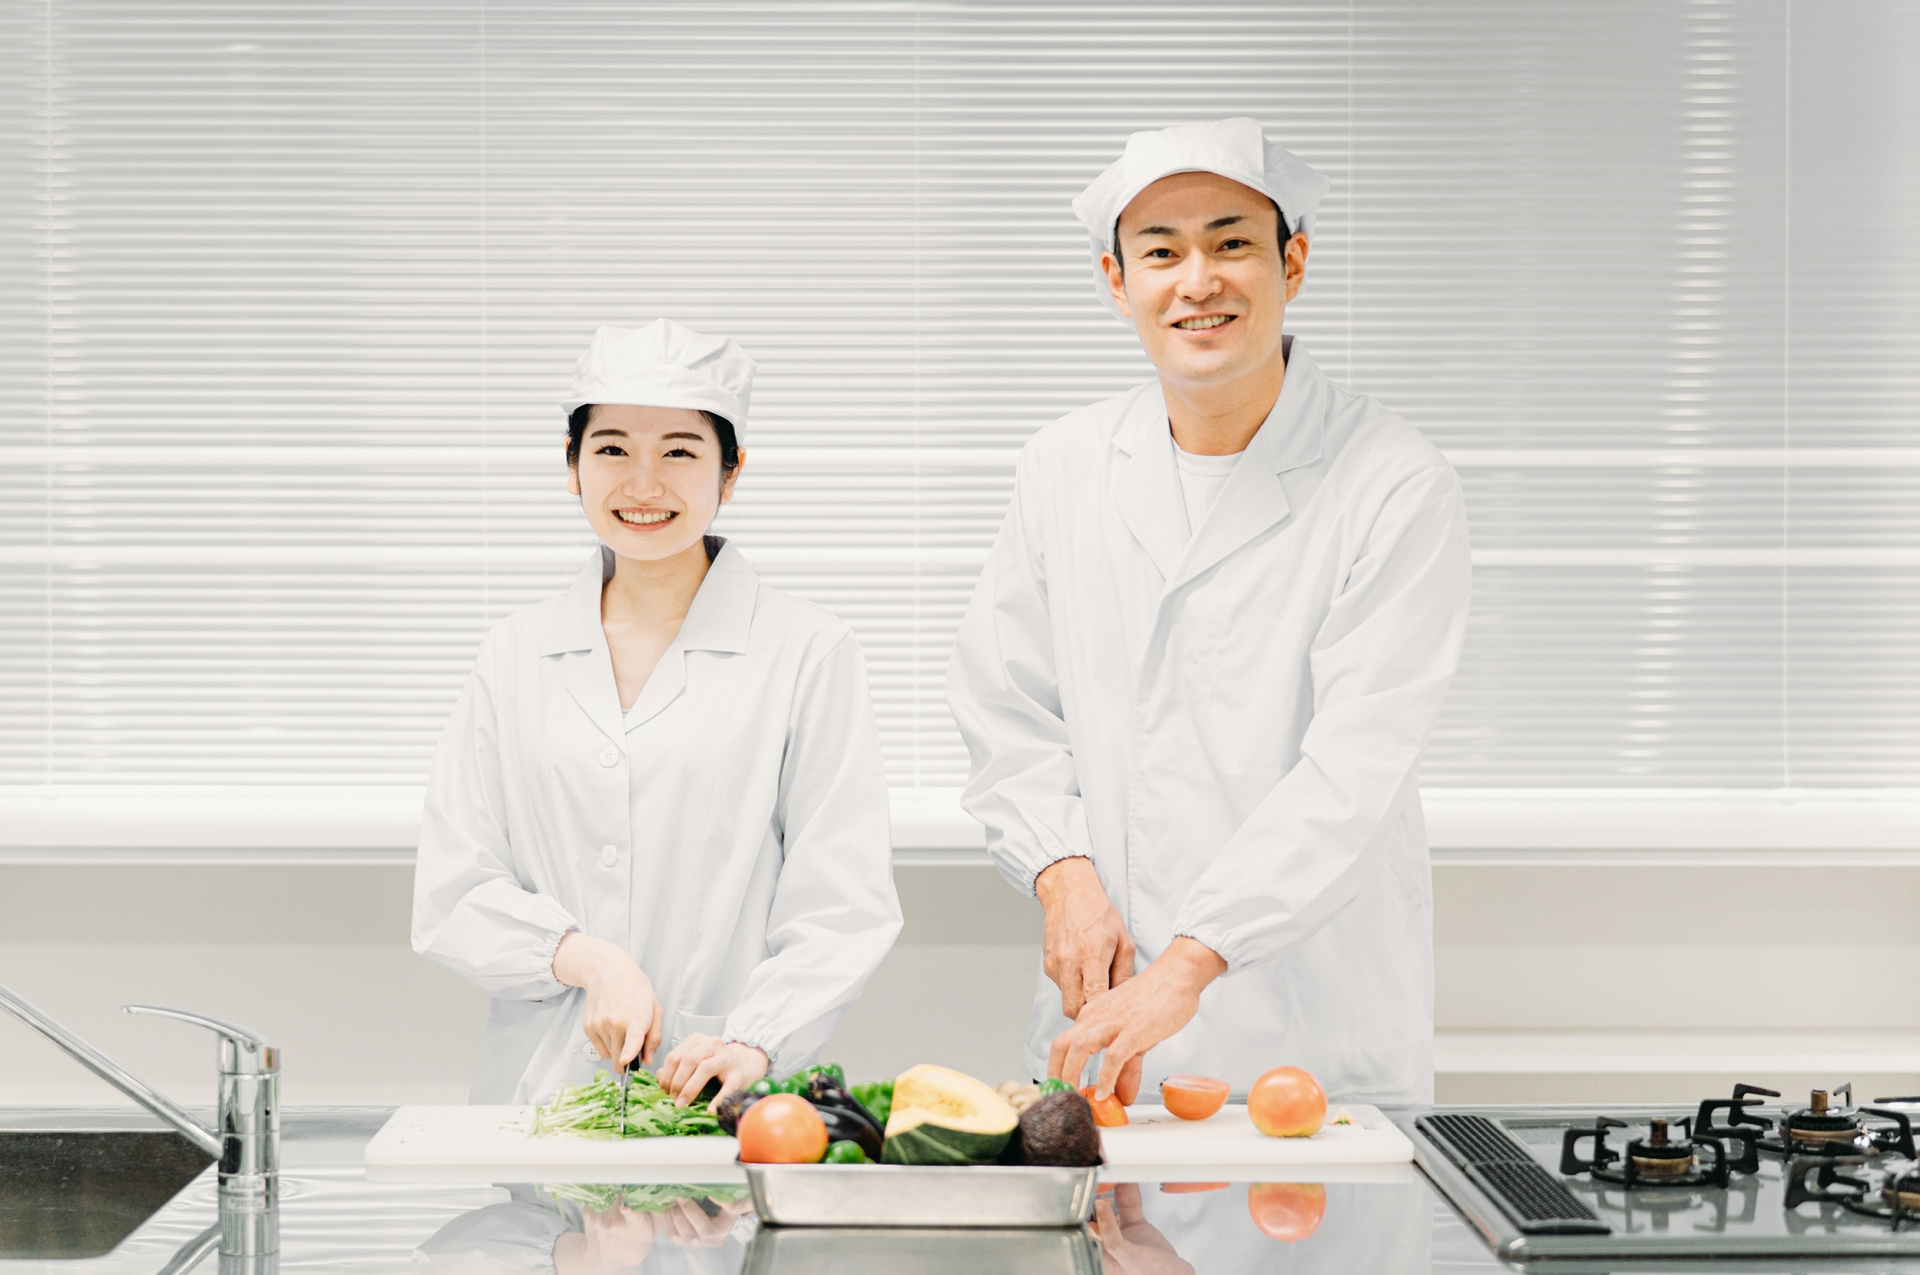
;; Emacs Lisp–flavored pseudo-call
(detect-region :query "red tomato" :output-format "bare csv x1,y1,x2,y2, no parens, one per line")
1079,1086,1130,1127
736,1094,828,1164
1248,1182,1326,1241
1247,1066,1326,1138
1160,1181,1229,1194
1160,1073,1230,1121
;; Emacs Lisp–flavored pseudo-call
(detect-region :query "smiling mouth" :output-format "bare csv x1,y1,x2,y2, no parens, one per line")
615,509,676,526
1174,315,1235,331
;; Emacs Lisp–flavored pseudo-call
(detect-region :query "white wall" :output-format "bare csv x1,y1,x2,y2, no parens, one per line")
5,861,1917,1108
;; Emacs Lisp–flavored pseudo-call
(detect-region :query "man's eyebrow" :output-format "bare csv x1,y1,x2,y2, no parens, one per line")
1130,213,1248,239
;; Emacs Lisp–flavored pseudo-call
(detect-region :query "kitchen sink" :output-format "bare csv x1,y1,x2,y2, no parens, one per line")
0,1129,215,1259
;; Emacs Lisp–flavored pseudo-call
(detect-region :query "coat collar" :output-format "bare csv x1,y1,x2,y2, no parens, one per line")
1110,336,1327,590
537,537,760,741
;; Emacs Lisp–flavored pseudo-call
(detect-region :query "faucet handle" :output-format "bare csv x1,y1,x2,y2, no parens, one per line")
124,1005,278,1076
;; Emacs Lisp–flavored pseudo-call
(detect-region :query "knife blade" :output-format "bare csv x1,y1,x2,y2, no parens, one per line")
617,1057,632,1131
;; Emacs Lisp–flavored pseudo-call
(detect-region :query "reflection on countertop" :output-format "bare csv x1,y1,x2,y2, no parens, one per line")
0,1108,1490,1274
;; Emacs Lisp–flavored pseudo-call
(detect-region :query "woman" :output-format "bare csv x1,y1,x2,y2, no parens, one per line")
413,319,902,1106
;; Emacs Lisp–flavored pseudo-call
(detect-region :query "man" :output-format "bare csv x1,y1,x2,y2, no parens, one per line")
947,118,1472,1106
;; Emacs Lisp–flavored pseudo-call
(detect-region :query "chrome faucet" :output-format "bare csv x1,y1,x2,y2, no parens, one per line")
0,981,280,1258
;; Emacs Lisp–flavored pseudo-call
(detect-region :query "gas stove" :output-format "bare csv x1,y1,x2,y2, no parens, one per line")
1403,1085,1920,1263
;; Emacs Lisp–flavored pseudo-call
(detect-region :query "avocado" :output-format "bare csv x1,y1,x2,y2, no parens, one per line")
1008,1090,1104,1167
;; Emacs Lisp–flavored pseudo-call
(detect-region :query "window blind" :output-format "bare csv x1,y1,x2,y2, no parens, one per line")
3,1,1917,850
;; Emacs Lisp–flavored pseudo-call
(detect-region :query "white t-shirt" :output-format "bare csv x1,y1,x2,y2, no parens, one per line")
1172,440,1243,538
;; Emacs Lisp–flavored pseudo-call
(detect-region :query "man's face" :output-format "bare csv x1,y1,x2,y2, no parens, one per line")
1104,171,1307,392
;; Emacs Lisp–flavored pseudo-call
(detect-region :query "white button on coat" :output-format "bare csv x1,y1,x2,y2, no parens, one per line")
947,340,1472,1103
597,747,620,768
414,539,903,1105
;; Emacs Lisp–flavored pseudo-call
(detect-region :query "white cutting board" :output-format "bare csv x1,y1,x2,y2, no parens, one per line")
1097,1104,1414,1184
365,1102,1412,1186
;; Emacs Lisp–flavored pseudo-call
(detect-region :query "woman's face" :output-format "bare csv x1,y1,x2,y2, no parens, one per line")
567,405,742,563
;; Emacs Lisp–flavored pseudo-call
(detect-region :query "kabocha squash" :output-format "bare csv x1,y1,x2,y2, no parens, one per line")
880,1065,1020,1165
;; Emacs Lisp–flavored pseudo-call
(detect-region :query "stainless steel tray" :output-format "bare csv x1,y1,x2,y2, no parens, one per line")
741,1162,1099,1228
744,1225,1100,1274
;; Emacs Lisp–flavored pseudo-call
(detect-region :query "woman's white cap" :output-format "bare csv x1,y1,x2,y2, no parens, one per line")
1071,117,1332,321
561,319,756,437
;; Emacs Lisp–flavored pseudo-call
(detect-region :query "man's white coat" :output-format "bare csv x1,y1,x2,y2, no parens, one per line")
947,339,1471,1102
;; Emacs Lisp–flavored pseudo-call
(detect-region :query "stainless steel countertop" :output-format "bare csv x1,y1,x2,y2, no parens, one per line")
0,1106,1504,1274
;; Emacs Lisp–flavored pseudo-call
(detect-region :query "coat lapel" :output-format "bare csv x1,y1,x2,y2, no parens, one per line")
1109,383,1186,581
1166,338,1327,593
624,538,758,730
539,546,626,747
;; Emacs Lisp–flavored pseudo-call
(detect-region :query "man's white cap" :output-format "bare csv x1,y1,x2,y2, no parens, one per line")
561,319,756,437
1071,117,1332,321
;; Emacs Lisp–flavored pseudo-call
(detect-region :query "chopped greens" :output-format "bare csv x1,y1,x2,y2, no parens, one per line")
544,1182,751,1214
529,1068,724,1139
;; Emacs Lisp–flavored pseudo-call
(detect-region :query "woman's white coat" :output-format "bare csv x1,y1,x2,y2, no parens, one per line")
947,339,1471,1102
413,540,902,1104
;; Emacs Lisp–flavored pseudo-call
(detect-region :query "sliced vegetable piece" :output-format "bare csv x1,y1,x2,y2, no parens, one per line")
1160,1073,1230,1121
1079,1086,1129,1128
881,1065,1020,1165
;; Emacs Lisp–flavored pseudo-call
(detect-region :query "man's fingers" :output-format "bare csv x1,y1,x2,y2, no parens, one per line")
1115,1052,1144,1106
1095,1034,1142,1100
1047,1032,1071,1083
1110,932,1137,986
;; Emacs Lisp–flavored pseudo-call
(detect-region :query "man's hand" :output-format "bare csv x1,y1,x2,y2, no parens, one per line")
655,1034,769,1107
1092,1183,1196,1275
1048,936,1227,1101
553,932,665,1069
1035,856,1136,1021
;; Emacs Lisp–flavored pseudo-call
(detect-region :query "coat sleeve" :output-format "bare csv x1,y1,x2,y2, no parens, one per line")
1171,461,1472,972
720,632,903,1070
411,637,579,1002
945,448,1097,896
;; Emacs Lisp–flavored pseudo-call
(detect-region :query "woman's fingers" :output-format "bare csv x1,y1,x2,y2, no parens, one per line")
642,999,663,1066
675,1054,725,1106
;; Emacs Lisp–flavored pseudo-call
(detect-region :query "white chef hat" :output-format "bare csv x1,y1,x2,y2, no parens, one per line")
1071,117,1332,321
560,319,756,438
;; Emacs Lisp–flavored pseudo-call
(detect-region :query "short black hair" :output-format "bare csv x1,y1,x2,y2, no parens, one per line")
566,404,741,473
1114,199,1292,277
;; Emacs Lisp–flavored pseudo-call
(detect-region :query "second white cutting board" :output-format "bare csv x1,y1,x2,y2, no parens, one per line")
365,1103,1412,1185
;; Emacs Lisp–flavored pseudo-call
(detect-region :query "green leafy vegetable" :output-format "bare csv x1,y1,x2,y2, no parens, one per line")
529,1069,724,1139
850,1078,894,1127
1038,1077,1072,1095
543,1182,751,1214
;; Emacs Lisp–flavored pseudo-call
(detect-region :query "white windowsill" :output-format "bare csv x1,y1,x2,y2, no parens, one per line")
1435,1032,1920,1077
2,786,1918,866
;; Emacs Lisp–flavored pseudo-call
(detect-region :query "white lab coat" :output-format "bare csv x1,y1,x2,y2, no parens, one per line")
947,338,1470,1102
414,539,902,1105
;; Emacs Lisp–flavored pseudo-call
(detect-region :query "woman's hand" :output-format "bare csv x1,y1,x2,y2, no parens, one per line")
554,1204,655,1275
654,1194,754,1248
552,932,664,1069
655,1034,769,1106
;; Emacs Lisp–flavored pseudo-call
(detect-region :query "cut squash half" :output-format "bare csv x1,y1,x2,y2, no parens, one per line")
881,1064,1020,1165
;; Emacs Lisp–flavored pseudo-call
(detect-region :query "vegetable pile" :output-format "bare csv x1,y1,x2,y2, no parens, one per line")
530,1059,1113,1169
529,1068,724,1139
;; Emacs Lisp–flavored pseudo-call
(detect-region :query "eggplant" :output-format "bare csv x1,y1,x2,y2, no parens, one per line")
805,1076,887,1135
815,1102,884,1162
714,1088,762,1136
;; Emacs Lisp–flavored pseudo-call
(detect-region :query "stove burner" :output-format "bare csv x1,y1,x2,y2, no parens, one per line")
1704,1082,1918,1161
1785,1157,1920,1231
1561,1116,1734,1189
